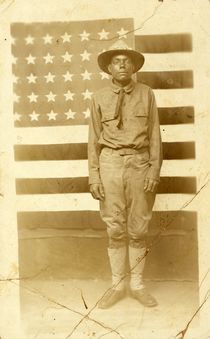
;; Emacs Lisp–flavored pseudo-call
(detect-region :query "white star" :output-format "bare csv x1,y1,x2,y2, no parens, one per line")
12,55,17,64
61,32,72,43
62,51,72,63
44,72,55,83
43,53,54,64
63,71,74,82
80,49,91,61
83,108,90,119
47,110,57,120
81,70,92,80
99,71,110,80
26,54,36,64
13,93,20,103
64,90,75,101
12,74,19,84
25,35,34,45
27,73,37,84
117,27,128,39
28,92,38,103
14,112,21,121
43,34,53,44
45,91,56,102
82,89,93,100
29,111,40,121
98,29,109,40
79,30,90,41
65,109,76,119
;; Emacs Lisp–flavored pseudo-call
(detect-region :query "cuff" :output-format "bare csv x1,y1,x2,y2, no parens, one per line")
88,171,102,185
146,166,161,182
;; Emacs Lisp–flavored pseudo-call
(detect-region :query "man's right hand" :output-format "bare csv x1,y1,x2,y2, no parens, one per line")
89,184,105,200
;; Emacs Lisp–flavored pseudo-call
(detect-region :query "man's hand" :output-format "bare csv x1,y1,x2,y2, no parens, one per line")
90,183,105,200
144,178,158,193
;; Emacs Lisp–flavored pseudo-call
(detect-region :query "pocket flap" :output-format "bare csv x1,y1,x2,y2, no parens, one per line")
134,103,147,117
101,113,116,122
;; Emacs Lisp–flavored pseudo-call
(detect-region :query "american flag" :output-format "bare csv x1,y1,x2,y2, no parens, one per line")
11,19,197,281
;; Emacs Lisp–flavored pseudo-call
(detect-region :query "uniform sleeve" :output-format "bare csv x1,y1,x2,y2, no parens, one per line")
88,96,102,185
146,88,163,182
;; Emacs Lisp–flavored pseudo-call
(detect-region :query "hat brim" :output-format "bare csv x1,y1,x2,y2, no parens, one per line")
98,49,145,74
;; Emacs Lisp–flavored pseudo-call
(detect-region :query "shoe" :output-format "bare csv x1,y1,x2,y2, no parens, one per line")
131,288,158,307
97,288,125,309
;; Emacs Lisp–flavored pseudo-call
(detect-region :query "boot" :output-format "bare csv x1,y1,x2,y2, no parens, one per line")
129,246,157,307
98,247,126,309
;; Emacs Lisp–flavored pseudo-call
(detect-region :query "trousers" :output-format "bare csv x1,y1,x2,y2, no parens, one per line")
99,147,156,249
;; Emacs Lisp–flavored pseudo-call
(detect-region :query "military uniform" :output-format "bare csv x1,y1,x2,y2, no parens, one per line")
88,40,162,308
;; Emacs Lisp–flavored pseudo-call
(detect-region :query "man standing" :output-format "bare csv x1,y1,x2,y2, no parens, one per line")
88,40,162,309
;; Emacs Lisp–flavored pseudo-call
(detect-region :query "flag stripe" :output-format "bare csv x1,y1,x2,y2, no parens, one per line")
16,193,194,212
14,159,196,178
14,124,194,145
15,176,197,195
14,142,195,161
17,210,197,231
141,53,193,71
137,70,193,89
135,34,192,53
158,107,194,125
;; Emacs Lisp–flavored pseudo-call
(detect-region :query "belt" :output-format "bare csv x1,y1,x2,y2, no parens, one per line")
102,147,148,156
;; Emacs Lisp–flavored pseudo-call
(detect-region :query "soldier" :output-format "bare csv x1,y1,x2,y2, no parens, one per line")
88,40,162,309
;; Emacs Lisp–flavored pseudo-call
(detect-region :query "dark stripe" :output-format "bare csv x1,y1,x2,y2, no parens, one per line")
17,210,197,231
14,142,195,161
137,70,193,89
16,176,196,195
158,106,194,125
135,34,192,53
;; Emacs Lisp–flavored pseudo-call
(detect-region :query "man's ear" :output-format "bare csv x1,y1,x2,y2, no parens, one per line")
107,64,112,74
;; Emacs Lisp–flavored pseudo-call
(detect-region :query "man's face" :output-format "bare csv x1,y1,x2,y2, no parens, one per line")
108,54,134,84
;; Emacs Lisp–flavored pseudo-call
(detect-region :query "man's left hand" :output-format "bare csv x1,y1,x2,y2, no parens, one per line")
144,178,159,193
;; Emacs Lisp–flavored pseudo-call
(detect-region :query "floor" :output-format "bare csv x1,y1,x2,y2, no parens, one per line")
18,279,200,339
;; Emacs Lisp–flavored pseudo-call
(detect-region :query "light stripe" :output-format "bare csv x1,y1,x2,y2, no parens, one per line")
16,193,195,212
154,89,194,107
14,123,194,145
14,159,196,178
141,53,193,71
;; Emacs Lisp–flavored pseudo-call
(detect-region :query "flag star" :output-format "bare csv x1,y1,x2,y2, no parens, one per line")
25,35,34,45
79,30,90,41
47,110,57,120
80,49,91,61
43,33,53,44
28,92,38,103
26,54,36,64
27,73,37,84
82,89,93,100
65,109,76,119
117,27,128,39
83,108,90,119
45,91,56,102
12,55,17,64
61,32,72,43
14,112,21,121
81,70,92,80
13,93,20,103
43,53,54,64
62,51,72,62
100,71,110,80
12,74,19,84
44,72,55,83
64,90,75,101
29,111,40,121
63,71,74,82
98,29,109,40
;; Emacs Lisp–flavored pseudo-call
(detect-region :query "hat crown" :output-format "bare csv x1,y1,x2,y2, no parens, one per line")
107,39,131,52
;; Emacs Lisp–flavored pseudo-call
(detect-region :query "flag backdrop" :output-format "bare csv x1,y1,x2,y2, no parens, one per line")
11,18,197,280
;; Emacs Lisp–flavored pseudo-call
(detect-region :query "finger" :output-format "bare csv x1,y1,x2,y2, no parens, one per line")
90,187,100,200
145,179,153,192
144,178,149,190
99,184,105,200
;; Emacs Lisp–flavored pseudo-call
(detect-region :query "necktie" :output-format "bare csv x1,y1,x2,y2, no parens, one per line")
115,88,125,129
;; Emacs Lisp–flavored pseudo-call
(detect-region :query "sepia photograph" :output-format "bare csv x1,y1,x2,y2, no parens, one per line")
0,0,210,338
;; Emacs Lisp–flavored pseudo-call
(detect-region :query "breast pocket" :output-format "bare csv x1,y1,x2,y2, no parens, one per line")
134,102,148,118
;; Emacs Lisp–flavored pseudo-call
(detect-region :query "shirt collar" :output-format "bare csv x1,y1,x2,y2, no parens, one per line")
111,79,135,94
